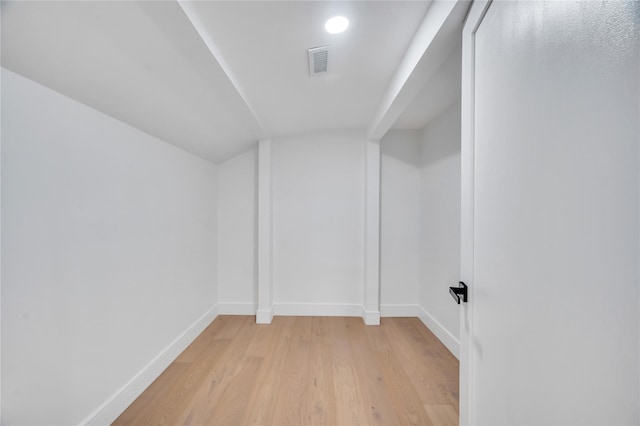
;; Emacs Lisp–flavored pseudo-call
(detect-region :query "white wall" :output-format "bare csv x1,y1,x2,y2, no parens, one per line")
217,148,257,313
419,101,461,354
271,131,365,314
380,130,421,313
1,69,218,425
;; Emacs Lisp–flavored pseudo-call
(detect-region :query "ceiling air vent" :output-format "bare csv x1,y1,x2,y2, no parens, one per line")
308,46,329,76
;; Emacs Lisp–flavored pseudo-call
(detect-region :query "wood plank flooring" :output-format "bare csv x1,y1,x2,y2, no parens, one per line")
113,316,459,426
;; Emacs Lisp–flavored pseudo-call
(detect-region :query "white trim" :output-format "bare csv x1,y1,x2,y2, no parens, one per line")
217,302,256,316
81,306,219,426
362,308,381,326
460,2,492,424
417,306,460,360
380,304,420,317
257,139,273,324
273,303,362,318
364,140,381,321
0,54,3,424
256,307,273,324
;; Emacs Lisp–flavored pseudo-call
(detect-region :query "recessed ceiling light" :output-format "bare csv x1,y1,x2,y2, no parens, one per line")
325,16,349,34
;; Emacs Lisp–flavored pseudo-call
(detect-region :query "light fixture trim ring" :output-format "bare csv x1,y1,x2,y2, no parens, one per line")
325,16,349,34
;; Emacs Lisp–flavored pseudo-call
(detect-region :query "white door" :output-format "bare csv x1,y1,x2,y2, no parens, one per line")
460,1,639,424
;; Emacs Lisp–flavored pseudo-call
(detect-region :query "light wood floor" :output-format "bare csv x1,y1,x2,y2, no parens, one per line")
113,316,459,426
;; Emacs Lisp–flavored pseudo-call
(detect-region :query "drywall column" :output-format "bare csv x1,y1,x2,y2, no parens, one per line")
363,139,381,325
256,139,273,324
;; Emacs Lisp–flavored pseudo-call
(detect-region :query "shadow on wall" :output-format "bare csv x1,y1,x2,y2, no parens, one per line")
381,98,461,169
420,101,461,169
381,129,422,166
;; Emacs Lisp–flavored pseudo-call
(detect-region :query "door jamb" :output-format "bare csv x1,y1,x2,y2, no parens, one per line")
459,1,492,424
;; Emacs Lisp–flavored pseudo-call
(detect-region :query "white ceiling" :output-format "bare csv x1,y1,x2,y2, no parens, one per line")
1,0,463,164
187,1,431,138
1,1,259,162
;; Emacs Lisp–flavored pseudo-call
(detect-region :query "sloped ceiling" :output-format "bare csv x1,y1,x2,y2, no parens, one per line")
392,40,462,130
1,0,464,164
1,1,260,162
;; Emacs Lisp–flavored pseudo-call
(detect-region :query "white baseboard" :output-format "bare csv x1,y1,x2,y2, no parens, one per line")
380,304,420,317
273,303,362,317
217,302,256,315
416,305,460,359
362,308,381,325
256,307,273,324
82,305,219,425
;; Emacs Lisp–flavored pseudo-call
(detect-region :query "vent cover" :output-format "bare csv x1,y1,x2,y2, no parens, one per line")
308,46,329,76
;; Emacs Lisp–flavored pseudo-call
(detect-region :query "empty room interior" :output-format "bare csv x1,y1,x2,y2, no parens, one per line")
1,1,639,425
